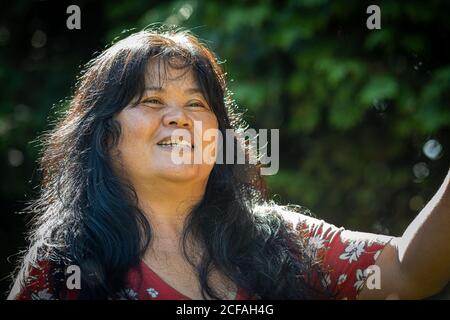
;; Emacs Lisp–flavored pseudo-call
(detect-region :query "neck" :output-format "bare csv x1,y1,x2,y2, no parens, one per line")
133,177,208,250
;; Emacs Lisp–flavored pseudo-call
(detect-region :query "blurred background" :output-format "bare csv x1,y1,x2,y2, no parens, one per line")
1,0,449,298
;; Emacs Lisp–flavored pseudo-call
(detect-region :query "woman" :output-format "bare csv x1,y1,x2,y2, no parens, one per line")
7,28,450,300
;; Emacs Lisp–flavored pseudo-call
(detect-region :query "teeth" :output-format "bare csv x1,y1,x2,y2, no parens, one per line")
157,139,193,148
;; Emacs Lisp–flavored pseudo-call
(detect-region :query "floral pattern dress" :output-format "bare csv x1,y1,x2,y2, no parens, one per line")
9,212,393,300
288,211,393,299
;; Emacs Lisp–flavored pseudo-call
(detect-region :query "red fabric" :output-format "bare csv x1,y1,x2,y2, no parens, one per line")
126,261,250,300
290,212,393,299
10,212,393,300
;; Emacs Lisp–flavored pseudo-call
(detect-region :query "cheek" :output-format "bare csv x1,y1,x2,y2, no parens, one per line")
124,110,159,135
193,114,219,145
198,114,220,164
116,111,160,155
199,113,219,132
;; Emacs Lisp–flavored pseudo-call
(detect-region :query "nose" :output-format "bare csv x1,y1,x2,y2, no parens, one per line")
162,107,193,129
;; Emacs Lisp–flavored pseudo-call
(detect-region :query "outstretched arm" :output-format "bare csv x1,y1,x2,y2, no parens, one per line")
359,167,450,299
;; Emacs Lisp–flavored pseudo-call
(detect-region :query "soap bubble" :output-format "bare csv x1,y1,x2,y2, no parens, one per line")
423,139,443,160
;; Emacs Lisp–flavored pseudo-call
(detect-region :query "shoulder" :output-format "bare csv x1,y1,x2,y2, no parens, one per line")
253,201,328,233
254,202,395,299
254,201,392,244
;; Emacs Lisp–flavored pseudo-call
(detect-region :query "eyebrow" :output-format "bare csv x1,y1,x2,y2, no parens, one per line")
145,86,203,95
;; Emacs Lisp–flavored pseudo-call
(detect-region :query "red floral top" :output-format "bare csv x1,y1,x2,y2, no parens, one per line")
9,212,393,300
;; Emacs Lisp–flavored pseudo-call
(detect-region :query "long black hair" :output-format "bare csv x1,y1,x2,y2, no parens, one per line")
11,27,330,299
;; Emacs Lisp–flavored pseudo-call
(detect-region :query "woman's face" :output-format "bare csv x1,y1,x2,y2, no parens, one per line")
113,58,219,186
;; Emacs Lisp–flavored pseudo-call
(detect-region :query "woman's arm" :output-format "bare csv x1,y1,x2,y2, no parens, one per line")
359,167,450,299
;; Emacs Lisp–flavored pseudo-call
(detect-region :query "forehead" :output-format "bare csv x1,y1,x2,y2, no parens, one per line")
145,57,198,89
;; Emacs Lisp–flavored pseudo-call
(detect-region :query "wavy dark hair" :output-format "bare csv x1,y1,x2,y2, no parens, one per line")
10,27,330,299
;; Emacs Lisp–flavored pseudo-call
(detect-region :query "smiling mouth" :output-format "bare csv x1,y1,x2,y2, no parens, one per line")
156,138,194,150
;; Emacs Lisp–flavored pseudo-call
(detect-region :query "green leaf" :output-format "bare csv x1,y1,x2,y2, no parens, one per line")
359,76,399,105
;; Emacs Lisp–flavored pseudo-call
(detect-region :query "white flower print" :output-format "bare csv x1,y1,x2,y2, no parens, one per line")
31,288,54,300
321,274,331,288
146,287,159,298
339,241,366,263
121,288,138,300
337,274,347,285
308,234,327,250
353,269,366,291
305,234,327,259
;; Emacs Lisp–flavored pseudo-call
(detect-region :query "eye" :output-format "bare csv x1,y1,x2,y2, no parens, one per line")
141,98,164,107
188,101,206,109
